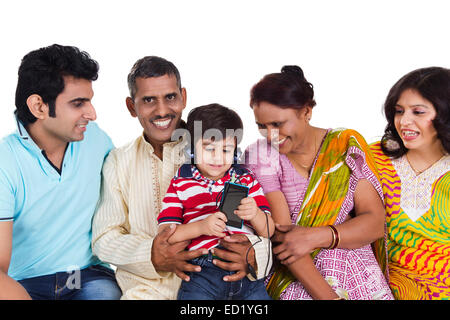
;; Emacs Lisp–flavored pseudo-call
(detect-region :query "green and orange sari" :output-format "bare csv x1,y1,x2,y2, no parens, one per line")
266,129,391,299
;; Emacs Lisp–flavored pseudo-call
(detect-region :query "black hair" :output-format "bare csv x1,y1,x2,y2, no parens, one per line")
381,66,450,158
186,103,243,146
14,44,99,127
127,56,182,100
185,103,243,165
250,65,316,109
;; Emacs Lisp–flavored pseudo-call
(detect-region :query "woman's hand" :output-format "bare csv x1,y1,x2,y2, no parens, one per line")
272,224,330,265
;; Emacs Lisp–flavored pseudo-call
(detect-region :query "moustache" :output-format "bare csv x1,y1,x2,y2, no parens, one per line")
150,114,176,122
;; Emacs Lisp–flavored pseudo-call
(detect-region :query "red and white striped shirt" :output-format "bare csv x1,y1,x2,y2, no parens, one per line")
157,164,271,251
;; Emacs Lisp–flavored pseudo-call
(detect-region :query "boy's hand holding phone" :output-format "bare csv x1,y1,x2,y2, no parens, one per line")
201,211,228,237
235,197,263,222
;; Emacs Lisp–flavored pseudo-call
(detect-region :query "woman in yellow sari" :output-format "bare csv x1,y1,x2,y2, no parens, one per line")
370,67,450,299
245,66,393,300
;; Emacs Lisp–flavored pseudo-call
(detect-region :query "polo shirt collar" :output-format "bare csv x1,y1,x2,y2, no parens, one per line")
14,116,71,178
15,117,43,155
16,117,31,140
189,165,236,186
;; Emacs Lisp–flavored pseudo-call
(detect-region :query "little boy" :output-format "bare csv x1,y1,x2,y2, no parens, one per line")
157,103,274,300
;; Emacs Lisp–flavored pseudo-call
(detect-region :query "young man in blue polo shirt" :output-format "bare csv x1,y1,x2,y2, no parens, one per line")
0,44,121,300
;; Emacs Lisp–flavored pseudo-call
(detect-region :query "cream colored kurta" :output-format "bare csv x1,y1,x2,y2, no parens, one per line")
92,134,271,300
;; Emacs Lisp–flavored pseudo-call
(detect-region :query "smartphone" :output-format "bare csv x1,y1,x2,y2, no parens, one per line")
219,182,249,228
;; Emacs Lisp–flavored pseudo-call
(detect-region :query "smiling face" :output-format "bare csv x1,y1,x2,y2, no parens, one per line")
41,76,96,143
394,89,440,152
252,101,310,154
126,74,186,152
194,136,235,181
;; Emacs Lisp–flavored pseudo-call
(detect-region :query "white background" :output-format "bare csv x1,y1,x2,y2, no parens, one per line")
1,0,449,150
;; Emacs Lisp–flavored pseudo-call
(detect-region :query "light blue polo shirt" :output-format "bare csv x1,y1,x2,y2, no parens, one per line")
0,120,113,280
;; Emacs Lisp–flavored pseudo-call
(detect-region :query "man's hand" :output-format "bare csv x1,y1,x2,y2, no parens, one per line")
0,221,31,300
211,234,255,282
151,224,206,281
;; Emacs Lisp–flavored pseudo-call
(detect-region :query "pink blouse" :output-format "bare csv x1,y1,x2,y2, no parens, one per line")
243,134,394,300
244,138,309,223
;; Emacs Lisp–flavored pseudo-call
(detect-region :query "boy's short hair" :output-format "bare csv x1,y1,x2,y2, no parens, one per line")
186,103,243,149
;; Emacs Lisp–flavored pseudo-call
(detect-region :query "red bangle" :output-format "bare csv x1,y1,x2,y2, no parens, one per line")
328,225,340,250
327,225,336,249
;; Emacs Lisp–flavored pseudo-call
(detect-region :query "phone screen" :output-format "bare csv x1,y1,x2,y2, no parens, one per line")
219,182,248,228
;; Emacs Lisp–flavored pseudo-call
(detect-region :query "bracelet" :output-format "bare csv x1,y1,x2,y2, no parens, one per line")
327,225,336,249
327,225,340,250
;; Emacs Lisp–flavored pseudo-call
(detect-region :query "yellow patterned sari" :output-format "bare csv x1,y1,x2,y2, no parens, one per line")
370,142,450,300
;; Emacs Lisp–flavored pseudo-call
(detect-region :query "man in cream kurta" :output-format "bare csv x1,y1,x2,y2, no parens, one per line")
92,56,271,300
93,135,185,299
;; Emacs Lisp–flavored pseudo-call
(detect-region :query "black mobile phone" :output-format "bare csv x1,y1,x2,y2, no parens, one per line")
219,182,249,228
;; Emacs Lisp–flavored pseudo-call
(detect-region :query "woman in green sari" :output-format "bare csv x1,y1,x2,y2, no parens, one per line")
245,66,393,299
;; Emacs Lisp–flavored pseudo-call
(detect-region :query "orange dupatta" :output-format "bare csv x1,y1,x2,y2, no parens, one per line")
266,128,386,299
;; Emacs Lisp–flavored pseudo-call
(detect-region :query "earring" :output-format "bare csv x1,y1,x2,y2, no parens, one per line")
185,146,195,165
233,147,242,165
190,149,195,165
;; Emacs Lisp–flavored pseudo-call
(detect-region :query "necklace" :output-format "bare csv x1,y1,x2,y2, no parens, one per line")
406,152,446,175
290,131,318,171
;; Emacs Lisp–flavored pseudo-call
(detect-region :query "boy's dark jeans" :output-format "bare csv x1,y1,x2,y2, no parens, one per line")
177,250,272,300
